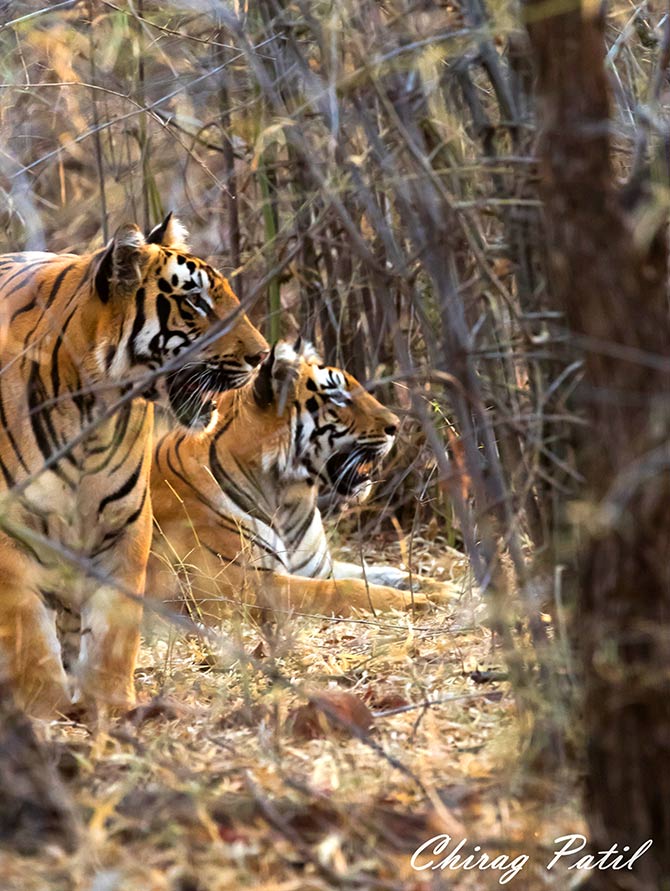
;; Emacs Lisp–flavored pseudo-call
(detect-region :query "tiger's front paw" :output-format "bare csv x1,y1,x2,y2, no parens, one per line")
74,669,137,721
355,586,435,614
385,581,460,611
416,577,461,604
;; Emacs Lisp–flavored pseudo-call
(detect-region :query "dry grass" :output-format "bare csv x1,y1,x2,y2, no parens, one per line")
0,534,580,891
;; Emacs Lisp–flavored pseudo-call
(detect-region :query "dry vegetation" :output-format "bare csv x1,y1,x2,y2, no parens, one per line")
2,546,582,891
1,0,669,888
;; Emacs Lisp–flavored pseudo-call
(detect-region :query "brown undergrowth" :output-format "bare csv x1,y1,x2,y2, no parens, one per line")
0,536,580,891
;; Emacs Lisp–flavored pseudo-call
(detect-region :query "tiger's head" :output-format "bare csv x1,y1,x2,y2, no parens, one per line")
93,214,269,430
251,340,399,501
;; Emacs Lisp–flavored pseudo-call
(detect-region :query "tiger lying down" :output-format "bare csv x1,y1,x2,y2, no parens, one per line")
148,341,457,620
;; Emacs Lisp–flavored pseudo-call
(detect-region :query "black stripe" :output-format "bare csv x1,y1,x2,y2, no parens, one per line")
163,442,221,514
94,485,149,556
98,456,145,514
1,257,55,307
160,440,284,564
85,403,133,470
45,262,75,308
127,287,146,363
0,454,15,488
108,403,148,474
27,361,74,478
0,378,30,474
17,259,93,362
288,506,316,549
50,306,77,398
292,548,326,574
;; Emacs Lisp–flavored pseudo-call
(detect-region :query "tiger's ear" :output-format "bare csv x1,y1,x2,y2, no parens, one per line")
146,212,190,251
253,345,276,409
271,342,302,415
94,224,146,303
253,343,302,413
293,336,322,364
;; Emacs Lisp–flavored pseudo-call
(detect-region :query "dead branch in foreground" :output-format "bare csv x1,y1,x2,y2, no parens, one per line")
0,683,78,855
527,0,670,887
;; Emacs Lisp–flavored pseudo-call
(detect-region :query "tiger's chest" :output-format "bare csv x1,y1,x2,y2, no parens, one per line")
210,479,330,576
18,466,133,552
7,402,152,601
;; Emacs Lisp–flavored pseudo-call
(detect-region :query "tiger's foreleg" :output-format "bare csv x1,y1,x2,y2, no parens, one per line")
331,560,461,604
75,498,152,715
0,532,71,717
252,571,434,618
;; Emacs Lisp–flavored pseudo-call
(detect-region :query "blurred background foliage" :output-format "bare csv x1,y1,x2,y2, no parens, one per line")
1,0,550,540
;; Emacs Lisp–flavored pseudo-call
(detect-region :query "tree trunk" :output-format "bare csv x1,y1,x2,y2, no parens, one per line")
526,3,670,888
0,684,77,855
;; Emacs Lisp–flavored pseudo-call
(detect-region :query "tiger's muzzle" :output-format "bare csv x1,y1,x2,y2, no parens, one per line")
323,438,394,499
165,360,256,429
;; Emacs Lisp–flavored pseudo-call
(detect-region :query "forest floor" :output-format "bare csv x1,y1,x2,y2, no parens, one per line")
0,535,582,891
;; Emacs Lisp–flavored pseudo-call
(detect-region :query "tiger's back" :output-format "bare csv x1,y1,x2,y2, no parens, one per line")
0,249,146,492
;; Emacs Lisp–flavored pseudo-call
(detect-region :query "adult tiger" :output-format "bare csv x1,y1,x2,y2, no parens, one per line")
0,214,268,717
149,341,456,620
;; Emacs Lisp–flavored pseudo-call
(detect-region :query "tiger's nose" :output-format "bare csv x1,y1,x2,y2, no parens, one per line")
245,350,269,368
385,422,398,437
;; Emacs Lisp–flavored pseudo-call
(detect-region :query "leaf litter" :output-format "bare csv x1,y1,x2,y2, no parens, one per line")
0,535,582,891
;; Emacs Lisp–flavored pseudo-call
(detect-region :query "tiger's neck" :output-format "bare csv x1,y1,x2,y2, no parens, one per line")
207,391,319,524
4,249,128,400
